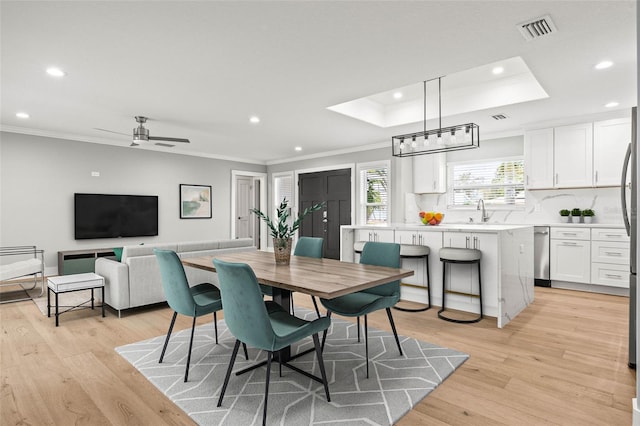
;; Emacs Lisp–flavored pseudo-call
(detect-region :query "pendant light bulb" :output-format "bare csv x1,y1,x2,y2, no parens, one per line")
450,130,456,144
465,125,471,142
437,132,443,145
399,138,405,150
411,135,417,149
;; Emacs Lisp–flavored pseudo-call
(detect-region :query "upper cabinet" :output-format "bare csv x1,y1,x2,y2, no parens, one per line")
524,128,554,189
413,153,446,193
593,117,632,187
525,117,630,190
553,122,593,188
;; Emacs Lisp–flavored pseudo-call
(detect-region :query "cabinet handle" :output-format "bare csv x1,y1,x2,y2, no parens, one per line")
561,242,577,246
420,234,423,245
605,251,623,256
368,232,372,241
595,170,598,183
433,182,436,190
412,234,416,245
465,236,470,248
605,234,622,238
473,236,478,249
562,232,577,236
605,273,623,279
555,173,559,184
526,175,529,185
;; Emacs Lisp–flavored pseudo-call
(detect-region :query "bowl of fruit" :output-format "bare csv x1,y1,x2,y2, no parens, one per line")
419,211,444,226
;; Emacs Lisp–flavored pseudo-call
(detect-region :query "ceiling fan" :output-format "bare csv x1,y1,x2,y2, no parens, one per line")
95,116,190,147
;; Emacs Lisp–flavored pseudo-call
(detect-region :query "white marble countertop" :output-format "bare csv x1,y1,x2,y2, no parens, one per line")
342,222,625,231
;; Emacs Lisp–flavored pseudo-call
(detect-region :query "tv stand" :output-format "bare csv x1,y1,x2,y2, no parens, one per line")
57,248,116,275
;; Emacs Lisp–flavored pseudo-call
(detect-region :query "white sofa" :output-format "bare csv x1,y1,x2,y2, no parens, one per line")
95,238,255,314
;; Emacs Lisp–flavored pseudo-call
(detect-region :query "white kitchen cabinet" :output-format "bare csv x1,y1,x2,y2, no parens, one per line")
524,128,554,189
553,122,593,188
355,228,394,243
590,227,630,288
593,117,632,187
550,227,590,283
413,153,446,193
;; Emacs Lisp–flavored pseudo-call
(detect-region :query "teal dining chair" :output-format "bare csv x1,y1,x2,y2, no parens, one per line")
154,249,247,382
291,236,323,317
213,258,331,426
260,236,324,317
320,241,403,378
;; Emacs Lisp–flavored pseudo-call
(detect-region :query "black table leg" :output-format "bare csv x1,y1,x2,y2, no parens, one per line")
101,286,105,318
55,292,59,327
47,287,51,318
91,288,95,310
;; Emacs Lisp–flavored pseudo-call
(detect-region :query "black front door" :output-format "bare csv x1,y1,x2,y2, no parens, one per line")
298,169,351,259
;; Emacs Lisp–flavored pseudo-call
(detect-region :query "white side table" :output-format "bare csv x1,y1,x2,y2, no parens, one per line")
47,273,105,326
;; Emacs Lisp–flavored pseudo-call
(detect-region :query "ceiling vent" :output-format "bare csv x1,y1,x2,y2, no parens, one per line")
492,114,508,120
518,15,557,41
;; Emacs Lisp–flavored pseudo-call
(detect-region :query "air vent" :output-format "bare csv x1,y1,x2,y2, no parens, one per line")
518,15,557,41
492,114,508,120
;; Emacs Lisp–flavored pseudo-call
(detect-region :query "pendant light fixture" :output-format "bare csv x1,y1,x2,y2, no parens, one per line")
391,76,479,157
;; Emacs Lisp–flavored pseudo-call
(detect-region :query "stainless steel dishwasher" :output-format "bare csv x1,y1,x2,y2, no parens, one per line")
534,226,551,287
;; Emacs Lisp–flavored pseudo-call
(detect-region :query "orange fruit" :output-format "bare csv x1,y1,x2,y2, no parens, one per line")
434,212,443,221
424,212,434,221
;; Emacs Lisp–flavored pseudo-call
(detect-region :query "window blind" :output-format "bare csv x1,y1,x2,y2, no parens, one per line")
448,158,525,207
360,166,389,224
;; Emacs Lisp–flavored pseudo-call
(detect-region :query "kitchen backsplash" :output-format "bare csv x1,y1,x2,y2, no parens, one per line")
406,187,625,226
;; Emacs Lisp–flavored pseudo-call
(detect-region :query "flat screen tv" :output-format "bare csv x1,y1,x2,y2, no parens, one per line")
74,193,159,239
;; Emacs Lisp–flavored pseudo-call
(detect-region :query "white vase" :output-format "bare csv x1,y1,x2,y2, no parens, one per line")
583,216,593,224
561,216,571,223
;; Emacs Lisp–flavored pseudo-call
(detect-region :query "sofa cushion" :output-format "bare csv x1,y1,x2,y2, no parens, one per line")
122,243,178,263
219,238,254,249
176,240,220,253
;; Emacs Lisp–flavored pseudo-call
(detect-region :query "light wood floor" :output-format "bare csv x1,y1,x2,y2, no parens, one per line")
1,286,635,425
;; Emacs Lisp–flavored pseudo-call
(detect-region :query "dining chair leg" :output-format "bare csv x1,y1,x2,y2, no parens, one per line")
262,351,273,426
213,311,218,344
243,342,249,360
364,315,369,379
184,315,197,382
291,294,295,314
311,296,321,318
386,308,403,356
217,339,241,407
313,333,331,402
321,311,332,351
357,316,361,342
159,311,178,363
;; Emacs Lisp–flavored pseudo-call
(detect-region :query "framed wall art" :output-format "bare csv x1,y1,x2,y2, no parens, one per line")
180,184,212,219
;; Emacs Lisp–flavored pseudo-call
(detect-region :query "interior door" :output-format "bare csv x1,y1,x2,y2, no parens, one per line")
299,169,351,259
235,176,253,240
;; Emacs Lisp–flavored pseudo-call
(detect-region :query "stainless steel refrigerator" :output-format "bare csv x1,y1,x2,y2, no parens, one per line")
623,106,637,368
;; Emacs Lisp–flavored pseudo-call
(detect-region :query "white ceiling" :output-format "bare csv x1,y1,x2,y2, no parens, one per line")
1,1,636,165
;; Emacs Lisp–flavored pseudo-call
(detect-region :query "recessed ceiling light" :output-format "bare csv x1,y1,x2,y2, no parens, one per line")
393,92,403,100
595,61,613,70
249,116,260,124
46,67,66,77
16,112,30,119
492,66,504,75
605,101,619,108
294,146,302,152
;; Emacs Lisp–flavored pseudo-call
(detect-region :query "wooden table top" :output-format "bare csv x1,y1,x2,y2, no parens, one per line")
182,250,414,300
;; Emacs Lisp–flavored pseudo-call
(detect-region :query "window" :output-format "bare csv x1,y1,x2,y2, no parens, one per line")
358,161,390,225
273,172,293,221
448,157,525,207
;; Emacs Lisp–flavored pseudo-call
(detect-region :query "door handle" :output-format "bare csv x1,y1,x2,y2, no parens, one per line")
322,219,328,223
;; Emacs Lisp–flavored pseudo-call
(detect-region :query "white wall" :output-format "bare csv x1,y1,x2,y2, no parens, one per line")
0,132,265,273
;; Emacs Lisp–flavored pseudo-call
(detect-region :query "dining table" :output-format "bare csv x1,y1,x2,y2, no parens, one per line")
181,249,414,367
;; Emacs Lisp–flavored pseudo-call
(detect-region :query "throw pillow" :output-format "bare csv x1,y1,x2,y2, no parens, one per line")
113,247,123,262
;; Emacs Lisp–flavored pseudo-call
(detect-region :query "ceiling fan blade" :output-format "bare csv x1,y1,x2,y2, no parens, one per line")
94,128,130,136
154,142,175,148
148,136,190,143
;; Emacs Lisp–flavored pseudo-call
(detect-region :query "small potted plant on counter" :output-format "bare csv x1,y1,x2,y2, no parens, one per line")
582,208,595,224
559,209,571,223
571,208,582,223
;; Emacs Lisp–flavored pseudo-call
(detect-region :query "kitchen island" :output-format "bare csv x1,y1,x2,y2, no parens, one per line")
341,223,534,328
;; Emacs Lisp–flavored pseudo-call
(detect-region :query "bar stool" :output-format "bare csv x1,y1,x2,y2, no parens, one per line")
354,241,431,312
437,247,483,323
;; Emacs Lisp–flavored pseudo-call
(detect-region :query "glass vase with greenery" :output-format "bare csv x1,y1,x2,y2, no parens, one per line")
252,198,324,264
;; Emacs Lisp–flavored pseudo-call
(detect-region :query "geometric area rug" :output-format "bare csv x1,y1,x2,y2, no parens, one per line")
116,308,468,426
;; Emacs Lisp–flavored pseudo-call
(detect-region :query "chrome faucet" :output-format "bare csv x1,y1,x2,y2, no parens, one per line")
477,199,489,222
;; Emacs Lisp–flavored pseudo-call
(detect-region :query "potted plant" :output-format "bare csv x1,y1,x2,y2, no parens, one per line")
559,209,571,223
252,198,324,265
571,208,582,223
582,208,595,224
